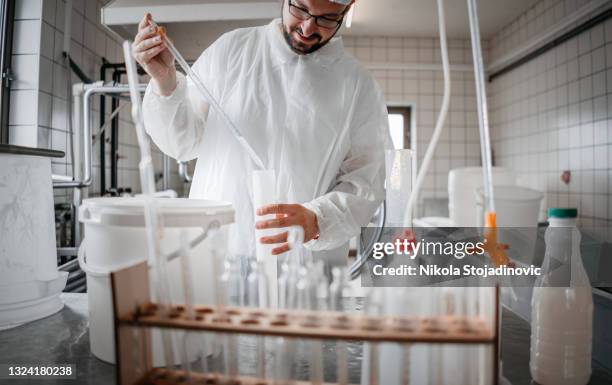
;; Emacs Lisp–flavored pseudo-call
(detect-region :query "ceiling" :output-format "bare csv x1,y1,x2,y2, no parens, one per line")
103,0,540,57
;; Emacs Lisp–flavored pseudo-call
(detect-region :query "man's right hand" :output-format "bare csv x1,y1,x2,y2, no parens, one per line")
133,13,176,96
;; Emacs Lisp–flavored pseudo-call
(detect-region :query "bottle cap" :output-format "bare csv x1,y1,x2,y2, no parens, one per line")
547,208,578,218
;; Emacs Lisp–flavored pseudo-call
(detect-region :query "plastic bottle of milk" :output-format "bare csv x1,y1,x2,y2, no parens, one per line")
530,208,593,385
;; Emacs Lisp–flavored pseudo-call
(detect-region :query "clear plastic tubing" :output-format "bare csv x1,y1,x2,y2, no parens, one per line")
150,19,266,171
123,40,175,370
467,0,495,213
402,0,451,226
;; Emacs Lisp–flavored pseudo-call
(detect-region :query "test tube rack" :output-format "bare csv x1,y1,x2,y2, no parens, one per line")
111,261,501,385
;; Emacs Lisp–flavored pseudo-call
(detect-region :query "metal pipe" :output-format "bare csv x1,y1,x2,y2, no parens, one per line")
53,84,147,188
98,60,134,194
110,72,121,189
177,161,192,183
100,67,106,193
0,0,16,144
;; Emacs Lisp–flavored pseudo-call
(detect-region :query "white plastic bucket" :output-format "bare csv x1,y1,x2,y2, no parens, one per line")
448,167,517,227
78,197,234,365
476,185,543,263
0,154,67,329
475,185,543,227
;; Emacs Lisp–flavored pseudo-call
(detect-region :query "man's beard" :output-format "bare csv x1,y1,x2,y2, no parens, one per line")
282,25,327,55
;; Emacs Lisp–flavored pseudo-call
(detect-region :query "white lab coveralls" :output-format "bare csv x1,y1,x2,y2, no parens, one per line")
143,19,389,265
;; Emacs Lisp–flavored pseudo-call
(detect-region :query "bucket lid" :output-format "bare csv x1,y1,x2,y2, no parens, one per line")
475,185,544,202
547,208,577,218
79,197,234,227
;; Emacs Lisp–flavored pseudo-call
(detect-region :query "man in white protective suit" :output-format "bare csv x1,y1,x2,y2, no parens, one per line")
134,0,389,265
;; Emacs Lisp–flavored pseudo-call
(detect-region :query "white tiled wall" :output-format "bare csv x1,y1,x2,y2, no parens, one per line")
489,0,612,229
8,0,186,205
343,36,485,214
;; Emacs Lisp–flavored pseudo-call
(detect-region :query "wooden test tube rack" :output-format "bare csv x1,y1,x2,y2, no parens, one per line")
111,262,500,385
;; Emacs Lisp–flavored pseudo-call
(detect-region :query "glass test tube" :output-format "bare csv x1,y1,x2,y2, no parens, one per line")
179,231,195,380
275,256,300,384
330,267,349,385
247,260,269,379
219,257,242,379
364,288,383,385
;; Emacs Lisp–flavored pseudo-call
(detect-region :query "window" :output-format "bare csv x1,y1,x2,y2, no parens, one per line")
387,106,411,150
0,0,15,144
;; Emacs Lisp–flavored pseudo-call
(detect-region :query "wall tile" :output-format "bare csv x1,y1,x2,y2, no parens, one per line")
489,0,612,225
578,53,591,77
42,0,57,25
51,96,67,131
40,21,55,60
50,128,67,154
15,0,42,20
39,56,53,93
591,23,605,49
84,20,96,50
55,0,65,32
9,125,38,147
37,126,50,149
12,20,41,54
70,8,84,44
85,0,98,23
52,62,67,99
54,29,64,63
38,91,52,128
9,90,37,125
10,54,39,90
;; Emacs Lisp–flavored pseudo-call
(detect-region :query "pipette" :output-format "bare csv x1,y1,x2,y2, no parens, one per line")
149,19,266,171
123,40,175,371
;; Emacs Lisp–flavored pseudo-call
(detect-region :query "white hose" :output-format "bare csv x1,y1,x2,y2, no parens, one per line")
402,0,451,226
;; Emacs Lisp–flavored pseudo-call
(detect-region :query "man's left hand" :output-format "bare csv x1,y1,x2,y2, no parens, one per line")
255,204,319,255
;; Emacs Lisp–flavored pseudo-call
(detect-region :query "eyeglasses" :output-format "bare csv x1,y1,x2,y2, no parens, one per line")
287,0,346,29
